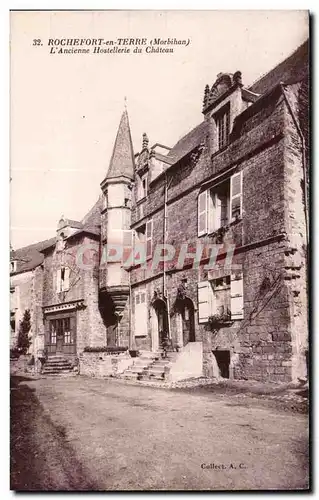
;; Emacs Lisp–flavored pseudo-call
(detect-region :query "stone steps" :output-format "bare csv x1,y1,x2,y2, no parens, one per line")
137,354,177,381
117,351,164,380
42,356,75,376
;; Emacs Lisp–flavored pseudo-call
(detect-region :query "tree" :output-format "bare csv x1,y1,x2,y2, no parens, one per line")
17,309,32,354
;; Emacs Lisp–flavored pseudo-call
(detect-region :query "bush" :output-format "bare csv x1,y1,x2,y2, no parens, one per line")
83,346,128,353
10,348,20,359
129,349,140,358
17,309,32,354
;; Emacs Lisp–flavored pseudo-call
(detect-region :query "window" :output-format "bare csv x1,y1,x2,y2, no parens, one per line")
102,193,107,210
198,172,242,236
132,221,152,264
63,318,72,344
50,321,57,344
49,317,73,344
208,181,230,233
198,271,244,323
137,173,148,200
230,172,243,221
10,312,15,334
215,105,230,150
56,233,65,252
10,286,17,311
134,289,148,336
56,267,70,293
133,225,146,265
135,225,146,244
10,261,17,273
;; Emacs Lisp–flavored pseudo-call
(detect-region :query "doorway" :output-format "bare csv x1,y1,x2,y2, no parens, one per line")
181,298,195,345
151,298,169,351
47,315,76,355
212,350,230,379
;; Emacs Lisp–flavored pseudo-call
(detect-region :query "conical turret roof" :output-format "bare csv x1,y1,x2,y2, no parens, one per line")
106,109,135,180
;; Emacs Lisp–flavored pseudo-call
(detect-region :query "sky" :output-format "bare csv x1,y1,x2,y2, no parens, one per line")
10,10,309,249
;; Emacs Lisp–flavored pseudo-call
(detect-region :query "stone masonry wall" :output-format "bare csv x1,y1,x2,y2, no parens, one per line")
128,88,305,382
281,83,308,380
79,351,133,378
42,235,106,354
10,270,34,351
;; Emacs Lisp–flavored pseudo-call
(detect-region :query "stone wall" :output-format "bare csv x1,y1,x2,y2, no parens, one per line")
167,342,203,382
282,83,308,380
79,351,133,378
128,85,308,383
40,235,107,354
10,270,35,351
10,355,34,375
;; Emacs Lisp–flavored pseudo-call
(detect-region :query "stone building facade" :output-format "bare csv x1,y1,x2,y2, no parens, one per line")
10,40,309,382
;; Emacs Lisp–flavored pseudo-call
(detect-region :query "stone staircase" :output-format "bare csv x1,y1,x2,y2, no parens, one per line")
41,355,75,376
118,350,177,382
139,352,177,381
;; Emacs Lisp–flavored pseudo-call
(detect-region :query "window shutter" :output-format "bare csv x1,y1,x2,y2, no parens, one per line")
63,267,70,291
135,291,148,336
230,271,244,320
230,171,243,221
56,269,61,293
215,193,222,230
146,219,153,259
198,281,211,323
198,190,208,236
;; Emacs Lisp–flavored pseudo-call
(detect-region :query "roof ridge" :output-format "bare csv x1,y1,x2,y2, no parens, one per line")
249,38,308,93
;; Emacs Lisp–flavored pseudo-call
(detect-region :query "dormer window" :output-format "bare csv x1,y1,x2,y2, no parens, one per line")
137,173,148,201
56,233,66,252
56,266,70,293
10,261,17,273
215,104,230,150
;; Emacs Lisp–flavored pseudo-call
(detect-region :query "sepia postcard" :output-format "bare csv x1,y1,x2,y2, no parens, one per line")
10,10,310,491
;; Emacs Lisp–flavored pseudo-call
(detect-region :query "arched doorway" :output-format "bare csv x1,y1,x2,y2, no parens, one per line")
176,297,195,346
151,298,169,352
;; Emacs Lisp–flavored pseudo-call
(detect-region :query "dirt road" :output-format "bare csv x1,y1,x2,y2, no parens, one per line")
10,375,309,491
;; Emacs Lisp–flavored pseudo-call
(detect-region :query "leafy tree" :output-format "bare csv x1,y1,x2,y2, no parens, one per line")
17,309,32,354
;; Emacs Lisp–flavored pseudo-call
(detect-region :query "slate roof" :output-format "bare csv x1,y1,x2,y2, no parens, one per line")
11,40,308,274
167,121,208,165
10,237,56,274
164,39,309,167
105,110,135,180
249,39,309,95
11,198,103,271
81,195,103,229
153,152,174,165
60,219,83,229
